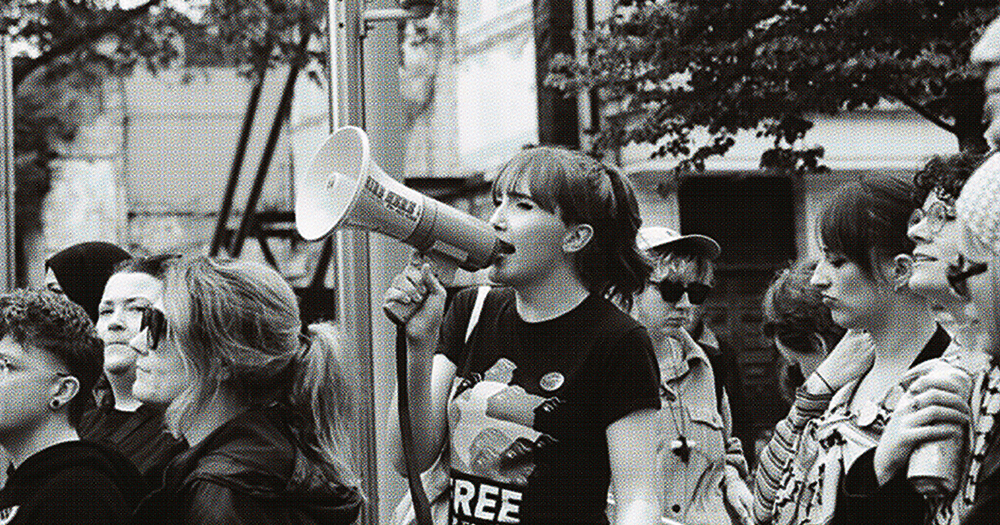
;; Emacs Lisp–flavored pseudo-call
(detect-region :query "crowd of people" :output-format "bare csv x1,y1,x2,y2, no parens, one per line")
2,11,1000,525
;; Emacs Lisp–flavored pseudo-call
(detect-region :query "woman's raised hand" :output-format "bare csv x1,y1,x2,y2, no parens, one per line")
384,253,448,347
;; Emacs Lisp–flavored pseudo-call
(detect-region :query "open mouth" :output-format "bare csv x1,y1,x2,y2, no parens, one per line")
912,253,938,263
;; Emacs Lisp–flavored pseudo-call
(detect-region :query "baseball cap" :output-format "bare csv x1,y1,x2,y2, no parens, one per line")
637,226,722,260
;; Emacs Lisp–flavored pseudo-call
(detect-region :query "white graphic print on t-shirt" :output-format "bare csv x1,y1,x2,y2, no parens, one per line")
448,358,555,524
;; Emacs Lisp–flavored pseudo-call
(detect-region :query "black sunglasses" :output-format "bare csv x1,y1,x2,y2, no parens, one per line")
947,254,989,299
140,307,167,351
650,279,712,305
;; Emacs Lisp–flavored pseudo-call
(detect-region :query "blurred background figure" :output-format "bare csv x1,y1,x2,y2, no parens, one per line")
44,241,131,323
79,255,186,491
0,289,144,524
130,256,363,524
633,226,752,525
761,259,848,404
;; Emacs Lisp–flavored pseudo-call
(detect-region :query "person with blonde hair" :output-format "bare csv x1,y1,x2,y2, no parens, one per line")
631,226,753,525
128,256,363,524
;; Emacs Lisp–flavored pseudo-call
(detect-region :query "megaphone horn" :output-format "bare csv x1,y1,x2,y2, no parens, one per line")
295,126,513,272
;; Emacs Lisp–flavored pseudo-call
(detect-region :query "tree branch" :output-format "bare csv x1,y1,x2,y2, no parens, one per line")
13,1,160,89
886,89,956,134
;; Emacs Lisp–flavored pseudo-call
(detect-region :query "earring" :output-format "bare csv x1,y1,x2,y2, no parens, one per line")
49,399,61,410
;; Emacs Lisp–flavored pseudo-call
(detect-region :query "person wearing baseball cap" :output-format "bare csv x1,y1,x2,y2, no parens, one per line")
630,226,753,525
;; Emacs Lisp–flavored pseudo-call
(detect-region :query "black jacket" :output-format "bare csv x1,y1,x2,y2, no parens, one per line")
0,440,146,524
133,402,363,525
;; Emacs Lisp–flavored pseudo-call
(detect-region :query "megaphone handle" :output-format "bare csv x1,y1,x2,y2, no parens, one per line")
383,251,458,325
384,299,419,326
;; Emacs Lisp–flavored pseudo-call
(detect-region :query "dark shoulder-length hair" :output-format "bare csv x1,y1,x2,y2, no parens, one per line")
492,147,651,309
819,174,917,279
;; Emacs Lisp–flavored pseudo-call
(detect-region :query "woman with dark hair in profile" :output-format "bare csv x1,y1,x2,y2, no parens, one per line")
762,259,849,403
909,151,986,350
129,256,363,524
753,175,947,525
79,255,186,491
44,241,131,323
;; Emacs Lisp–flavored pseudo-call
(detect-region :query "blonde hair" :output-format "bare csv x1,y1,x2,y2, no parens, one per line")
160,256,360,488
648,251,714,285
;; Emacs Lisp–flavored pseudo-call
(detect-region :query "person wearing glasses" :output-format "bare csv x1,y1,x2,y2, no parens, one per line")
0,289,145,524
631,226,752,525
79,255,186,491
755,175,950,525
128,256,363,525
861,154,1000,525
909,152,988,350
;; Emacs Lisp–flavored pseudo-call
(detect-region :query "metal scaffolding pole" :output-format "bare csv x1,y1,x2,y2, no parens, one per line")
1,35,16,292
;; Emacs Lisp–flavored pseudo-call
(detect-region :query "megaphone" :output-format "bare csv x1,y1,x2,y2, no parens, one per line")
295,126,513,304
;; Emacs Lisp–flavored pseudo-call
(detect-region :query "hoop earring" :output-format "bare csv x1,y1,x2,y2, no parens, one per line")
49,399,62,410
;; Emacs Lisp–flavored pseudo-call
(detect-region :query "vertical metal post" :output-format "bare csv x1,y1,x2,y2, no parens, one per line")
361,1,410,522
1,35,16,292
327,2,377,525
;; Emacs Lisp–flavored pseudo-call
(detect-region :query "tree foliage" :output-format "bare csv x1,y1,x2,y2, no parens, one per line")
3,0,327,226
547,0,1000,175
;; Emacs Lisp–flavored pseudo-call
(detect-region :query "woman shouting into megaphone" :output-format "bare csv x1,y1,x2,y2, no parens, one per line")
385,147,662,525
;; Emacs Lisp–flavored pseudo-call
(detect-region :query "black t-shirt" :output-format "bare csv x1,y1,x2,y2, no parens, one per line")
440,288,661,525
80,403,187,490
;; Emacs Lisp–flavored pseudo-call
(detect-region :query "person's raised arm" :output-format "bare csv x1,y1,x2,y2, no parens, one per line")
385,256,455,474
752,330,873,523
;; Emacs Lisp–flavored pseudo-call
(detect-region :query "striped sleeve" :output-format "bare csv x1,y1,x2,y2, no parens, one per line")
752,386,834,525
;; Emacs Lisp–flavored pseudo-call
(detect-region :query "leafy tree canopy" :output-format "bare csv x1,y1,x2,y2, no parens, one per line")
3,0,327,225
547,0,1000,175
4,0,328,87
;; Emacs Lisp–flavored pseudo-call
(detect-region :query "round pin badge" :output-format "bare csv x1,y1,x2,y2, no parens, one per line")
540,372,564,392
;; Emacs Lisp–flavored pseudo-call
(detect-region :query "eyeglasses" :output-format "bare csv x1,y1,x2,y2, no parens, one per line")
650,279,712,305
946,254,989,299
140,306,167,351
908,200,957,236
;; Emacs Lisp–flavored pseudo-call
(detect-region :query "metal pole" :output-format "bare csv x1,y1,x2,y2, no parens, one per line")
230,57,303,258
210,70,265,257
1,35,16,292
327,2,377,525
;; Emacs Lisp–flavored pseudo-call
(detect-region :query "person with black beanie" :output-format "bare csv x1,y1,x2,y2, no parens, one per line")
44,241,131,323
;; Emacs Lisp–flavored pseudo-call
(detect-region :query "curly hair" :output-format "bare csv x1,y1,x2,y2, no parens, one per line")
0,289,103,428
763,259,846,401
912,152,987,206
